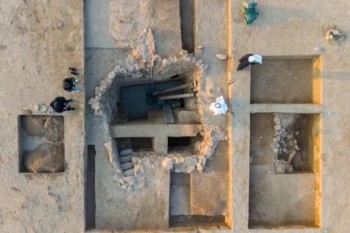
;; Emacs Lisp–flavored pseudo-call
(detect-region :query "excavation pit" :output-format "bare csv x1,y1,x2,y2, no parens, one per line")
251,56,322,104
249,113,321,228
168,136,198,154
19,115,65,173
120,80,185,121
169,172,226,228
116,137,154,152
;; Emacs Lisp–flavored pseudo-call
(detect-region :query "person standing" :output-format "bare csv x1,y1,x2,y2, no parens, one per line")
50,97,75,113
63,77,80,92
237,54,262,71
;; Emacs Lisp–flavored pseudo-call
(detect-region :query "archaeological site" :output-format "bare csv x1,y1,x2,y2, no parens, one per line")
0,0,350,233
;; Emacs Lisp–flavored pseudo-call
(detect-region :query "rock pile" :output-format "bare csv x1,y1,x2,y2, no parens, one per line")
162,126,227,173
271,113,308,173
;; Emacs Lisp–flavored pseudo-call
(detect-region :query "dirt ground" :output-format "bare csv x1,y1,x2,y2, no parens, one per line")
1,0,350,233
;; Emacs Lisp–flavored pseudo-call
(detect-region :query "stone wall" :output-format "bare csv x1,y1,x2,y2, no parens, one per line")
88,28,226,191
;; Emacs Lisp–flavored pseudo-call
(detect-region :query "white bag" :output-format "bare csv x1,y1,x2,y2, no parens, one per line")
209,96,228,115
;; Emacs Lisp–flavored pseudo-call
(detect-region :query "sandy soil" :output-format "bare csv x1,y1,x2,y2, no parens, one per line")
1,0,350,233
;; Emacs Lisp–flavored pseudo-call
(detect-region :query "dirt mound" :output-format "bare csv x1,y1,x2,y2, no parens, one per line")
24,143,64,173
21,116,46,137
44,117,64,142
21,116,64,142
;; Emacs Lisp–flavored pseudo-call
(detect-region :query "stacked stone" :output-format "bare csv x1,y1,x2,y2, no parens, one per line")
87,27,228,184
88,54,146,119
271,113,302,173
153,50,208,81
161,126,226,173
113,150,163,191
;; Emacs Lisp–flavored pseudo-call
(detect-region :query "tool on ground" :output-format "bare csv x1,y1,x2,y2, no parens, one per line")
152,81,196,101
158,93,195,101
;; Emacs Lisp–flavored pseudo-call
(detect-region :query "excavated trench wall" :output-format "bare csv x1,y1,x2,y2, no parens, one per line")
88,51,226,190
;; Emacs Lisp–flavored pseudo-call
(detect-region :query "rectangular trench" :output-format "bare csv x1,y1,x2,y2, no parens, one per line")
180,0,195,53
86,145,96,229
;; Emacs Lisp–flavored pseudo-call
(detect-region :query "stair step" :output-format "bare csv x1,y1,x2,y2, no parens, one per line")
163,105,174,124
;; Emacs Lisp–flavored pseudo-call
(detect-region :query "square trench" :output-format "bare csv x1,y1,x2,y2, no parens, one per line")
251,56,322,104
18,115,65,173
249,113,321,228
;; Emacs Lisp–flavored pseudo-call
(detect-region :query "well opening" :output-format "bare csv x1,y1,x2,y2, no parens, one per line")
108,69,199,125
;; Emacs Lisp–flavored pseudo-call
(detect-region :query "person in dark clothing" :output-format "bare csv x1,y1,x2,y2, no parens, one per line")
237,54,262,71
63,77,80,92
50,97,75,113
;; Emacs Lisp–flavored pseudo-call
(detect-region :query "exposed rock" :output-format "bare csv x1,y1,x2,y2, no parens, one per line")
108,71,116,80
88,98,97,105
132,28,155,67
162,158,174,170
123,176,137,185
123,169,135,177
91,102,101,111
216,54,228,60
119,155,132,163
196,59,203,66
40,105,48,113
288,151,296,163
125,60,135,72
291,152,307,171
162,58,170,66
22,116,63,142
286,164,294,173
120,149,132,156
104,140,120,169
21,116,46,137
179,49,188,56
44,117,64,142
121,162,133,170
114,65,122,73
24,143,64,173
34,104,42,112
202,64,209,71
